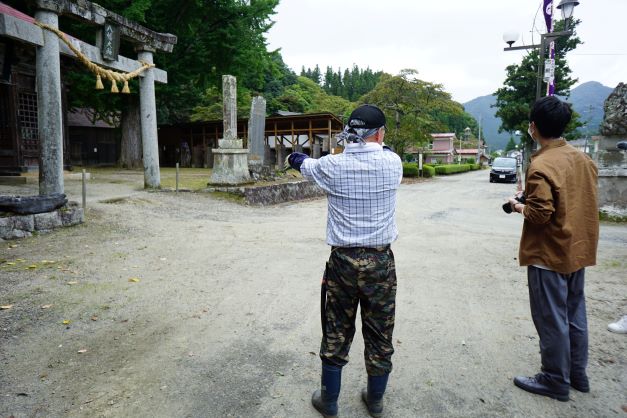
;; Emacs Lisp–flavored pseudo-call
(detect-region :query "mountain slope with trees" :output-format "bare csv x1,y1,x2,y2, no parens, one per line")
464,81,614,151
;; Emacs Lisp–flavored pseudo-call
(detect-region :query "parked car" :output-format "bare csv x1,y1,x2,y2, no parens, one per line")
489,157,518,183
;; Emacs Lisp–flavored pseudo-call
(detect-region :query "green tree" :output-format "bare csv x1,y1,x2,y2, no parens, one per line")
361,69,477,156
269,76,352,116
190,86,253,122
504,137,518,153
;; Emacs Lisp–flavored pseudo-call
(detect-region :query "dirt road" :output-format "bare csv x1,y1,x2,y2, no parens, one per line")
1,169,625,417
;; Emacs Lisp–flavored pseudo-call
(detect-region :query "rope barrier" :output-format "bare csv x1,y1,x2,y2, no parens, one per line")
35,21,155,94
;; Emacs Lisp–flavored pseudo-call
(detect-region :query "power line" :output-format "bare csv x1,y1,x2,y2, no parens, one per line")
571,53,627,56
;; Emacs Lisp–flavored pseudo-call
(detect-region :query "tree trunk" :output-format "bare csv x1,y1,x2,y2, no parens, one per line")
119,95,142,169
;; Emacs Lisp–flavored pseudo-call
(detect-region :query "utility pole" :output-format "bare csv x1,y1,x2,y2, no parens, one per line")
476,115,483,165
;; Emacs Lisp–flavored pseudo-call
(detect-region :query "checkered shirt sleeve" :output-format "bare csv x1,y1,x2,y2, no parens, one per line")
301,145,402,247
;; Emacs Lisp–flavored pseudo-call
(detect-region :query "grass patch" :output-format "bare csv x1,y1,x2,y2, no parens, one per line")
599,211,627,223
160,168,213,191
599,259,626,271
210,191,245,203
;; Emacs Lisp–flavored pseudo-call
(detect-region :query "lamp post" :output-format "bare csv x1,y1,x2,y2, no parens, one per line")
503,0,580,99
502,0,580,172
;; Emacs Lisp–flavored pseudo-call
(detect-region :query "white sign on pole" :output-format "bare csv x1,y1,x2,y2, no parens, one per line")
544,59,555,82
418,153,423,170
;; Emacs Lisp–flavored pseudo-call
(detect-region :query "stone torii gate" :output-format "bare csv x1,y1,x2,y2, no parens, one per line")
0,0,176,192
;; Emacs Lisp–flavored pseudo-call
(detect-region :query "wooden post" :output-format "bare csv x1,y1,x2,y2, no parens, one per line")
81,169,86,210
175,162,179,192
274,121,278,168
328,119,333,154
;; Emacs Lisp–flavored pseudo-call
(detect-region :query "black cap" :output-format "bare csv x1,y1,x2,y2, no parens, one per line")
348,104,386,130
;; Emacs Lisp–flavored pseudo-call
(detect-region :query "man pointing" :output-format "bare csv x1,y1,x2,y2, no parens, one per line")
286,104,403,417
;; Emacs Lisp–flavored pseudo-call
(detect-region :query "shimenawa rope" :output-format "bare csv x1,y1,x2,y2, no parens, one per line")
35,21,155,94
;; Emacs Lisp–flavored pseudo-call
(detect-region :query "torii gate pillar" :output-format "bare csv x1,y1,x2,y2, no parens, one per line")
137,47,160,188
35,6,64,195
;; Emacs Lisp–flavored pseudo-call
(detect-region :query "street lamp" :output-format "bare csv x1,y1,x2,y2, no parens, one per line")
557,0,579,29
502,0,580,171
502,1,580,97
503,31,519,48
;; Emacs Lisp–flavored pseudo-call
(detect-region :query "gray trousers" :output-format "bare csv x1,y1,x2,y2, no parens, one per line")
527,266,588,389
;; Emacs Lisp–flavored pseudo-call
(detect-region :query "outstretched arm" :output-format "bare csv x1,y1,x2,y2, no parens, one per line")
284,152,309,172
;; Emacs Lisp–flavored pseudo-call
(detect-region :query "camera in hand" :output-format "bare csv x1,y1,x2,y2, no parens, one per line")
503,194,526,214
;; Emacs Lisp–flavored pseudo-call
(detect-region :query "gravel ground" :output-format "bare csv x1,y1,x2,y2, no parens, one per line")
1,169,625,418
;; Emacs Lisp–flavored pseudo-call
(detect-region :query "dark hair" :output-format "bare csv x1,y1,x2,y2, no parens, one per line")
529,96,572,139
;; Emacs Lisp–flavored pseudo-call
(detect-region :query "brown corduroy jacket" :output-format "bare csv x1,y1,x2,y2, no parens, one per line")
520,139,599,274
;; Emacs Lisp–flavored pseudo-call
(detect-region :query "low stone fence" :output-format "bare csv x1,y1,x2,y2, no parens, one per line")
208,180,325,206
0,202,84,240
244,181,325,205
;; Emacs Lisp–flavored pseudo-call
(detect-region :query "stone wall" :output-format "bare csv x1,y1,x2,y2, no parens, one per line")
243,181,325,206
596,83,627,217
600,83,627,136
0,202,83,240
208,181,326,206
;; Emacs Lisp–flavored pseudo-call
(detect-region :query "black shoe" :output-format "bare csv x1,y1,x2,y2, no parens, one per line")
570,374,590,393
513,374,569,402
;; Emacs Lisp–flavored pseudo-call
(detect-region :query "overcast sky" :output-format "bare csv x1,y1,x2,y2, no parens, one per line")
266,0,627,104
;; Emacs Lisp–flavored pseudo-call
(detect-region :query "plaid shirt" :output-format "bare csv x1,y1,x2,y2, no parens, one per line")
301,142,403,247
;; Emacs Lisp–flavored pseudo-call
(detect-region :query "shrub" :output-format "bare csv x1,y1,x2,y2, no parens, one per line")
402,162,419,177
422,164,435,178
471,163,481,170
464,158,476,165
435,164,471,175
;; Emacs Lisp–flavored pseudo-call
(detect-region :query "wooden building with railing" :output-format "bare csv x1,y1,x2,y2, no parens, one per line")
158,112,344,168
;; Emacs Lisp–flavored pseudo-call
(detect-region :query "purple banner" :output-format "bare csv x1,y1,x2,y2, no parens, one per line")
543,0,554,32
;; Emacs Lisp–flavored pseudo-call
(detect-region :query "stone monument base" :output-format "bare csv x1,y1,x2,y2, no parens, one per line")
248,161,273,180
0,202,84,240
209,146,252,186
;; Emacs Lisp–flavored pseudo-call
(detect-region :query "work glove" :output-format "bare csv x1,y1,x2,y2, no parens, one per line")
284,152,309,172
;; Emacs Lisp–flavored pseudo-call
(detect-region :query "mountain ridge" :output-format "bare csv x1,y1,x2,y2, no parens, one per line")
463,81,615,151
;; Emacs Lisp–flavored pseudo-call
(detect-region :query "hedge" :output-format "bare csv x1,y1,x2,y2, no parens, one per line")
422,164,436,178
435,164,471,175
402,162,419,177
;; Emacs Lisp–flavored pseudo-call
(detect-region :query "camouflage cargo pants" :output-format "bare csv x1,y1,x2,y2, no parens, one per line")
320,246,397,376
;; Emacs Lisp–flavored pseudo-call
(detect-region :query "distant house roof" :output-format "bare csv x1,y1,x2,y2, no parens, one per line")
456,148,480,154
431,133,456,139
67,109,117,129
272,111,303,117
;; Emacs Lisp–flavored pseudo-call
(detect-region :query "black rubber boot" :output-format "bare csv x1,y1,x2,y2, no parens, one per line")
361,373,389,417
311,363,341,418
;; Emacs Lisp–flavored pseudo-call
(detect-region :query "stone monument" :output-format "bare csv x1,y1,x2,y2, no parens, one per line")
247,96,269,177
209,75,251,185
596,82,627,217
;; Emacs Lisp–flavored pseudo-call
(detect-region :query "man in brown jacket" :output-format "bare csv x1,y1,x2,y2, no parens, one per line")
508,96,599,402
